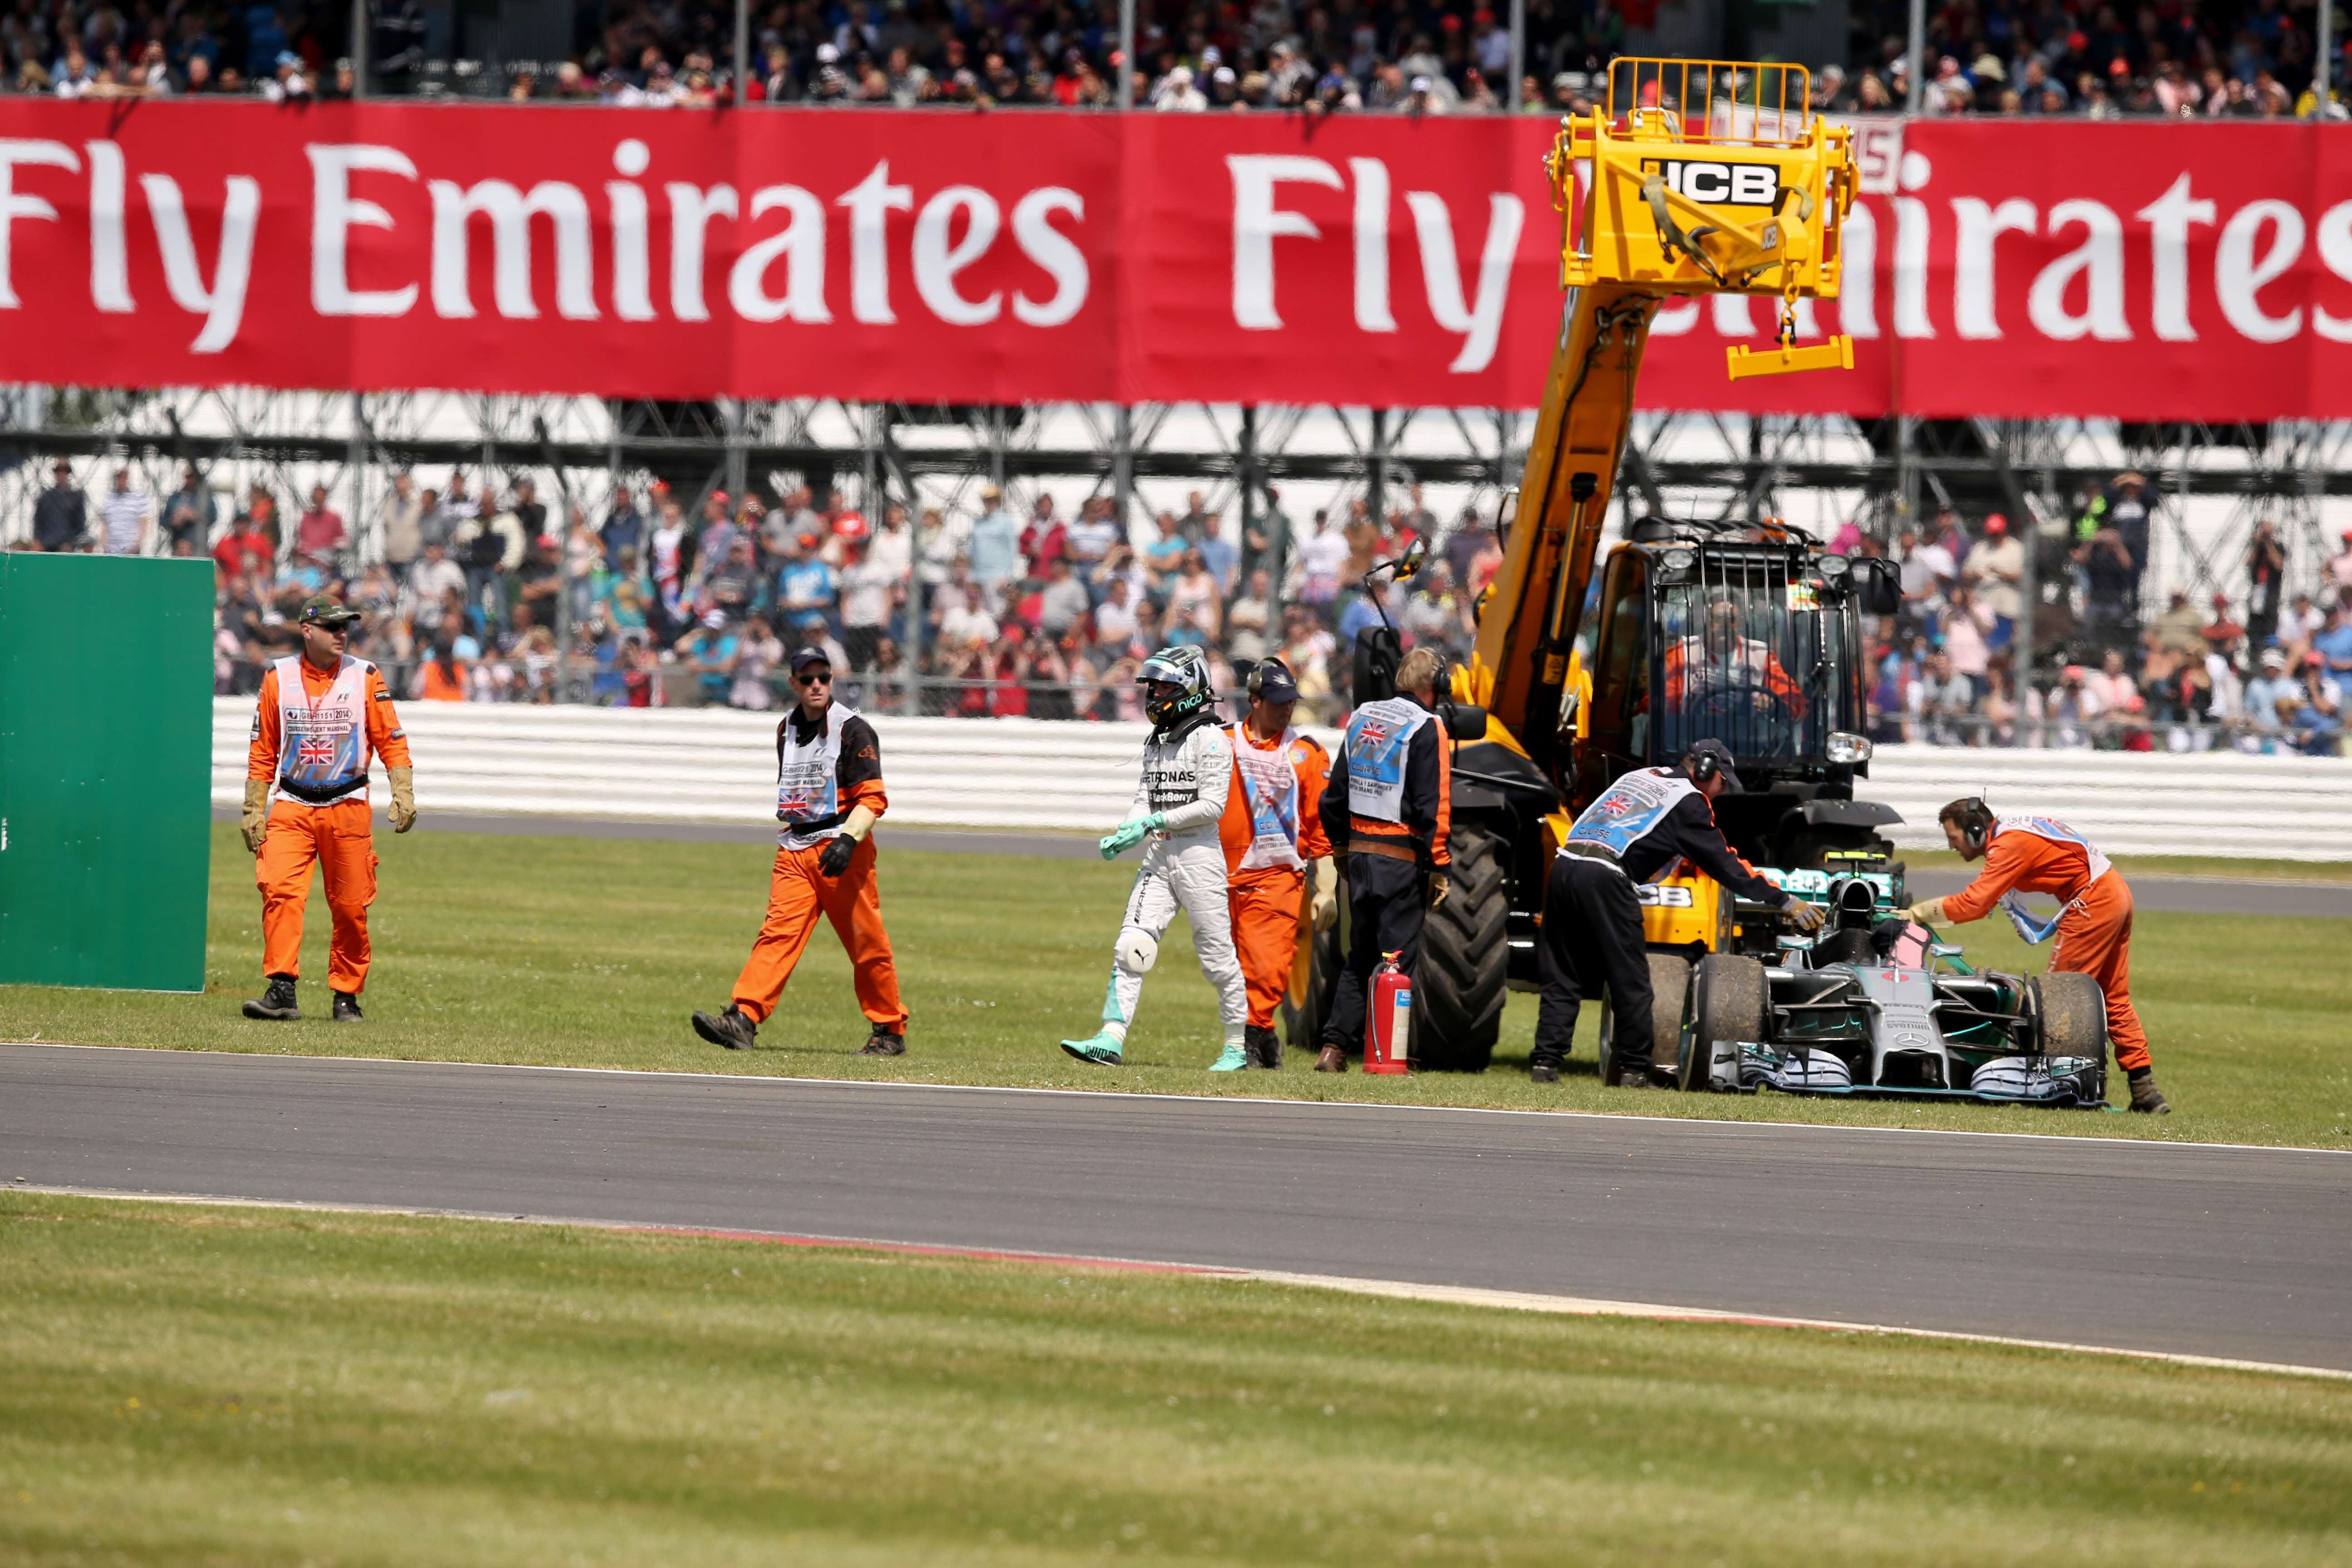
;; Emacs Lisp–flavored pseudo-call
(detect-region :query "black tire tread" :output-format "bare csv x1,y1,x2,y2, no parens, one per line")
1414,826,1509,1072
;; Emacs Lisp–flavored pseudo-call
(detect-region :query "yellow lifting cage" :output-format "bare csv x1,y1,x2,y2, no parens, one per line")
1546,58,1858,380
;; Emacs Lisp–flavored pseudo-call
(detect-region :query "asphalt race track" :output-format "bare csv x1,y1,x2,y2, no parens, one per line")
6,1046,2348,1372
209,808,2352,917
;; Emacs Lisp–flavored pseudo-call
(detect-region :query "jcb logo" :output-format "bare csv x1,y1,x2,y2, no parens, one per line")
1635,884,1695,907
1646,159,1779,207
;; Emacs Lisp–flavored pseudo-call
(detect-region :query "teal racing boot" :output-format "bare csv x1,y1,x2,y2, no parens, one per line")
1207,1043,1251,1072
1060,1032,1124,1066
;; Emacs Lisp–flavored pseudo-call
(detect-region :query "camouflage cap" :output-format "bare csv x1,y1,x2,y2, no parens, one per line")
297,593,361,628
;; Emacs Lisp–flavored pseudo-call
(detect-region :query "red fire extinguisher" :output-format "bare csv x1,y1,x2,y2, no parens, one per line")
1365,951,1411,1075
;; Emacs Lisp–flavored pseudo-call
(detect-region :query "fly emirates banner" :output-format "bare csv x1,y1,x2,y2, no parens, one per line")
0,102,2346,418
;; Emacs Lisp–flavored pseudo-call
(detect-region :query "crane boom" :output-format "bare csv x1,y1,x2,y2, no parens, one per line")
1462,59,1857,789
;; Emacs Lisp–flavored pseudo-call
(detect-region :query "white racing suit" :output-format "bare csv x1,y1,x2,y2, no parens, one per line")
1100,716,1248,1049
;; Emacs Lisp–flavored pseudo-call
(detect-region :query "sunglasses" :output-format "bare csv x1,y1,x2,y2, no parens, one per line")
794,670,833,686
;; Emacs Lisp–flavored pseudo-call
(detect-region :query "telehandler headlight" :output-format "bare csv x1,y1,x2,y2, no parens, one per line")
1826,731,1873,764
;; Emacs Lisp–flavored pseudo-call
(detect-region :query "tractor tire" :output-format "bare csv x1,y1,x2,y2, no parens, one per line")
1281,915,1345,1060
1598,953,1690,1085
1412,826,1509,1072
1676,953,1768,1091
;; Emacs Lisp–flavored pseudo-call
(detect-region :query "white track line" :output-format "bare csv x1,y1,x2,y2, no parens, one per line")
7,1040,2347,1159
13,1183,2349,1384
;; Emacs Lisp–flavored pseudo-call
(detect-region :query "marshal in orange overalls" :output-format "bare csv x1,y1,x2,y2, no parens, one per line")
1939,816,2151,1076
1218,721,1333,1046
247,654,412,996
727,700,907,1039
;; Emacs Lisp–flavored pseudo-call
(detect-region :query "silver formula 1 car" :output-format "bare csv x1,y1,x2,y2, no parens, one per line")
1674,874,2111,1107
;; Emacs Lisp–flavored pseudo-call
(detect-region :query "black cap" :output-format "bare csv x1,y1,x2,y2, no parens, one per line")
1247,658,1300,703
1684,739,1744,793
788,645,833,674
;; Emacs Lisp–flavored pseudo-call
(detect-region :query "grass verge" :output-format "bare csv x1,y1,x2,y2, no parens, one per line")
3,826,2349,1148
3,1191,2347,1566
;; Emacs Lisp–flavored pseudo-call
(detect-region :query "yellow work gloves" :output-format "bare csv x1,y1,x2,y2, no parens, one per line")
1310,858,1340,932
1429,872,1450,909
240,779,270,855
1901,897,1946,926
387,766,418,833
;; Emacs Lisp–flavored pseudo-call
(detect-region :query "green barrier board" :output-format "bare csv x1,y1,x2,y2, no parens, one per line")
0,553,212,991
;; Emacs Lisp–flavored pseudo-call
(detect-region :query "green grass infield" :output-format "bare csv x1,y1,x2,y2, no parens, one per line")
3,1191,2347,1566
3,825,2349,1148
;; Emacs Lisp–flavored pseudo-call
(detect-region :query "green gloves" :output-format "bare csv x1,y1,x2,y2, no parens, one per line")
1099,813,1166,860
241,779,270,855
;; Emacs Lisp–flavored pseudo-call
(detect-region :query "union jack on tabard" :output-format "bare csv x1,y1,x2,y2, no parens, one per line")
296,736,337,769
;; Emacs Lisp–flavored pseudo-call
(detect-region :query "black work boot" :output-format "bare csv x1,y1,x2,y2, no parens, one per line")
241,975,300,1021
859,1026,906,1057
2126,1067,2172,1114
331,992,364,1024
692,1007,758,1051
1245,1024,1282,1070
1608,1060,1660,1089
1529,1059,1562,1085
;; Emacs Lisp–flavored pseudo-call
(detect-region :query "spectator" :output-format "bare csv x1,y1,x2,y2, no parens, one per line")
1296,509,1348,610
211,509,274,582
838,533,897,669
674,612,740,705
293,484,347,572
1038,552,1090,642
1962,513,2024,648
378,473,423,584
1167,547,1223,643
407,540,466,631
163,464,215,555
2147,590,2207,661
968,482,1022,590
98,467,150,556
2315,602,2352,686
2243,647,2298,737
601,485,646,573
776,530,839,631
2245,520,2288,648
2290,653,2344,755
2086,648,2138,713
1226,568,1274,662
1065,498,1121,576
33,461,88,552
729,614,784,709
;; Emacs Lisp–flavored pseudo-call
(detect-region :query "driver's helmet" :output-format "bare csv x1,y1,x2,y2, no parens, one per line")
1137,645,1214,729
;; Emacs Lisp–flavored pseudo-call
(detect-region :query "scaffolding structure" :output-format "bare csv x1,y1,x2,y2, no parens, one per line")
5,384,2348,634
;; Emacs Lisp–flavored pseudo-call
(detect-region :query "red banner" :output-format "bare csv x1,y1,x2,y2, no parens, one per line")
0,103,2347,418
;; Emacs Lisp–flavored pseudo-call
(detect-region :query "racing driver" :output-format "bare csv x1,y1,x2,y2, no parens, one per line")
1904,799,2169,1113
1218,657,1338,1069
1059,646,1250,1070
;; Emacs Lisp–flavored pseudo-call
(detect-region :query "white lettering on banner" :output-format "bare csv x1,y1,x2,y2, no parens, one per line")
306,143,418,318
1227,154,1342,330
1838,201,1877,337
2318,202,2352,343
141,172,259,353
729,184,828,323
1951,196,2034,339
2137,173,2215,343
1349,157,1395,333
839,161,912,324
1009,187,1087,327
666,181,738,321
427,176,598,320
1712,292,1755,336
1406,189,1522,372
912,184,1001,325
2028,199,2129,342
84,139,132,313
0,138,77,310
1651,296,1700,335
1893,191,1935,338
606,140,655,321
2216,200,2304,344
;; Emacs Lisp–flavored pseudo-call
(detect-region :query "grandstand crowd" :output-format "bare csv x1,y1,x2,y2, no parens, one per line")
2,0,2342,117
17,453,2352,753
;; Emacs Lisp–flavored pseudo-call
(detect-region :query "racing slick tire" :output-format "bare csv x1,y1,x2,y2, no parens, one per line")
2031,970,2109,1103
1677,953,1768,1091
1412,824,1507,1073
1598,952,1690,1086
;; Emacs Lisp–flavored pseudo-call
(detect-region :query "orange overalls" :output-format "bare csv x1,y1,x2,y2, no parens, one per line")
1941,817,2151,1074
248,656,412,995
1219,724,1333,1029
730,705,907,1031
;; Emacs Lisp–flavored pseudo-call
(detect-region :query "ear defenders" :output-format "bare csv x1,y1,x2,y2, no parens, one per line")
1686,748,1720,784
